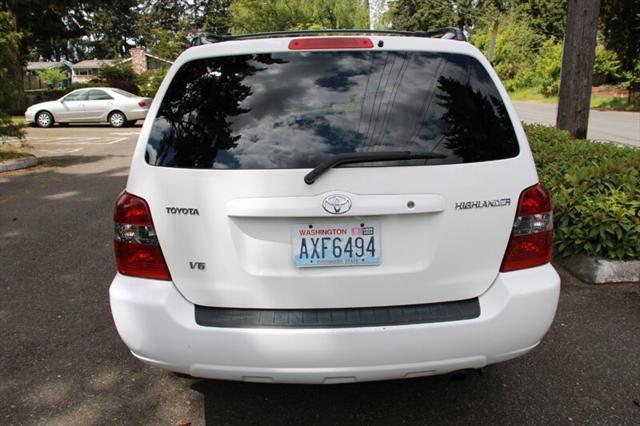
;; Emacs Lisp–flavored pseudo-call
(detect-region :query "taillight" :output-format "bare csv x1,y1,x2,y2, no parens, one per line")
114,192,171,280
137,100,146,107
500,183,553,272
288,37,374,50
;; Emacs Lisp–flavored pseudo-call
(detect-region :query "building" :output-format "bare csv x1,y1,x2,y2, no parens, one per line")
71,59,118,83
71,48,172,83
120,47,173,74
24,60,73,90
24,48,173,89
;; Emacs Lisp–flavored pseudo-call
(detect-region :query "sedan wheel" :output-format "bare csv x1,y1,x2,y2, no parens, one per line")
109,111,126,128
36,111,53,128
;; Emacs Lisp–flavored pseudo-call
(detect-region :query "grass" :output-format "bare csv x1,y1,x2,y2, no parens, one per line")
509,87,558,104
0,149,29,162
591,97,640,112
509,87,640,112
11,116,25,125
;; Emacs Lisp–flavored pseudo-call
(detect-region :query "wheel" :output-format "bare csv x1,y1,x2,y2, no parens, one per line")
35,111,53,128
109,111,126,128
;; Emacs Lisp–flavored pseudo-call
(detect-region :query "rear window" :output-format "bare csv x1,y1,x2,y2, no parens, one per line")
146,51,519,169
112,88,136,98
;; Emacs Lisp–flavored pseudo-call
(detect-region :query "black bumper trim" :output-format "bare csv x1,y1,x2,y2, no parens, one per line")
195,298,480,329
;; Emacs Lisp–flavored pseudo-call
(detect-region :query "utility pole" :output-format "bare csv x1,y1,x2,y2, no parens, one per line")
486,20,499,63
363,0,371,29
556,0,600,139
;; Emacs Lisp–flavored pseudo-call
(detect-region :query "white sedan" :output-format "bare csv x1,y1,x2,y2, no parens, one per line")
25,87,152,128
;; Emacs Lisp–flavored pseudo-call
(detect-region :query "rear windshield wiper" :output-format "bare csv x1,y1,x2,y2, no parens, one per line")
304,151,448,184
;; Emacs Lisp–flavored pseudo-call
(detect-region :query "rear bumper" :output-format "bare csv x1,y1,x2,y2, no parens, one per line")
109,264,560,383
123,108,148,121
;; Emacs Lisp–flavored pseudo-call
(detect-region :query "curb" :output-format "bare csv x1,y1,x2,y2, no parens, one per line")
555,255,640,284
0,155,38,172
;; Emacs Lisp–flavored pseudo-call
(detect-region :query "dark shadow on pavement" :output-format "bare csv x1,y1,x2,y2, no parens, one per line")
1,152,639,425
40,153,131,168
189,265,640,425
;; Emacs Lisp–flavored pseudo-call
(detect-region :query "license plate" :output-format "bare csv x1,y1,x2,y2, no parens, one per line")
292,222,381,267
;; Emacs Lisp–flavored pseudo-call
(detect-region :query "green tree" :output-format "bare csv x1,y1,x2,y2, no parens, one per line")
228,0,369,33
386,0,481,32
621,58,640,104
36,67,67,88
532,38,563,96
141,28,189,61
2,0,95,60
137,0,190,33
518,0,567,39
471,11,541,90
88,0,139,59
0,11,24,138
600,0,640,72
136,0,193,59
592,45,621,83
196,0,233,34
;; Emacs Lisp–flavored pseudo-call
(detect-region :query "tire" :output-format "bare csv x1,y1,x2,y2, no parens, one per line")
35,111,53,128
109,111,126,128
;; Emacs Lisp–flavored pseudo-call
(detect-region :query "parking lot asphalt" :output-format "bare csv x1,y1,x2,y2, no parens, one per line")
1,125,639,425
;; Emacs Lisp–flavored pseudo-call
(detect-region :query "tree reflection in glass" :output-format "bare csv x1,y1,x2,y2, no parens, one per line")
146,51,519,170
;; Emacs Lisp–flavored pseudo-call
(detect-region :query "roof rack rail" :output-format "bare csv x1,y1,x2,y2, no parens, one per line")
190,27,466,46
423,27,466,41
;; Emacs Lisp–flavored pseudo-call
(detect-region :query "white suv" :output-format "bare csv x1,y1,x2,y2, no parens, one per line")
110,30,560,384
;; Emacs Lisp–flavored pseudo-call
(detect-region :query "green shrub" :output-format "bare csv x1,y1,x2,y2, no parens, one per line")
98,63,137,83
36,67,68,89
106,79,140,95
470,13,540,91
532,39,562,97
0,116,24,139
71,81,105,90
593,46,622,84
622,58,640,106
94,63,140,94
524,124,640,260
138,68,167,97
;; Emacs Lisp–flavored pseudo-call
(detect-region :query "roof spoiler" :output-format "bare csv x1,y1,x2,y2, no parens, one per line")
190,28,467,46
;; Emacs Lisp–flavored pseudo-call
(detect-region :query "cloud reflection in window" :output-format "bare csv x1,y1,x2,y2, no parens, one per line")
146,51,518,169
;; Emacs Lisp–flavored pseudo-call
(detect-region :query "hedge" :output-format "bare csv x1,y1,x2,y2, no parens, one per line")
525,124,640,260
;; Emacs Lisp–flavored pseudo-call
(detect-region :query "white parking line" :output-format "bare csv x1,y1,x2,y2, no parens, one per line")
23,137,129,145
38,148,83,154
105,137,127,144
27,136,106,141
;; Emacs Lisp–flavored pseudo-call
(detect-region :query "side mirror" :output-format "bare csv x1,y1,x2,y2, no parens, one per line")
60,99,65,103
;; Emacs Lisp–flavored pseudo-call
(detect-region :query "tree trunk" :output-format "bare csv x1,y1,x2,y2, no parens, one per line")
556,0,600,139
486,20,499,63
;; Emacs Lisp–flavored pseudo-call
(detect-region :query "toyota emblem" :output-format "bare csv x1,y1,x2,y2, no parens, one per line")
322,194,352,215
